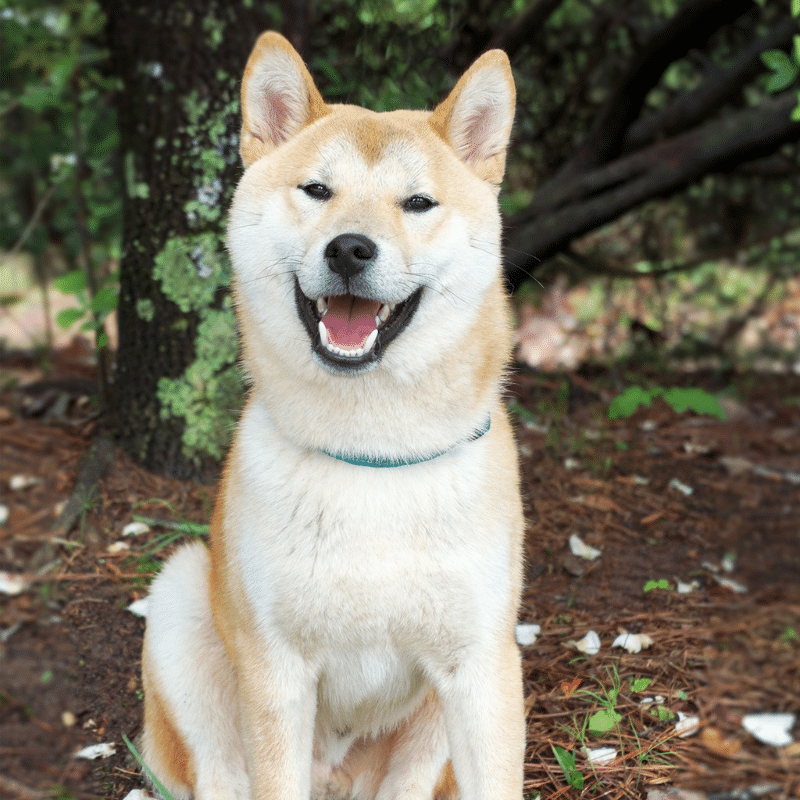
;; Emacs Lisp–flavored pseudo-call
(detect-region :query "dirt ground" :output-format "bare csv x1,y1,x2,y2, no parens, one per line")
1,345,799,800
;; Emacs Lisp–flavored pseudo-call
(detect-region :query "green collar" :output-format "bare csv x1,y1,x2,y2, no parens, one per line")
321,415,491,468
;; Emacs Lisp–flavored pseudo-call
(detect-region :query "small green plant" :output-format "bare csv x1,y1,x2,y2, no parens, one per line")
608,385,726,420
643,578,672,592
629,676,653,693
780,625,798,643
53,268,118,349
759,0,800,120
552,744,584,790
574,667,624,735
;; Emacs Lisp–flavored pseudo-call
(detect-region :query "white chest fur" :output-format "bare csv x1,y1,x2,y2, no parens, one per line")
223,400,512,740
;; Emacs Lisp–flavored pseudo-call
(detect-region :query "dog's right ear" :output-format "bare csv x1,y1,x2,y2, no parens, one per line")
239,31,329,167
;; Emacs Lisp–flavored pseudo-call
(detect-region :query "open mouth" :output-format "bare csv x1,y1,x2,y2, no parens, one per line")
294,278,423,371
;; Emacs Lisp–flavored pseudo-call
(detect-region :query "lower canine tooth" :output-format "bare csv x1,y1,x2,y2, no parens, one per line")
318,320,328,346
364,329,378,352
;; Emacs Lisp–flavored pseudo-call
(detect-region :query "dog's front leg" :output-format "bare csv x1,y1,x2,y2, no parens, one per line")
436,639,525,800
236,642,317,800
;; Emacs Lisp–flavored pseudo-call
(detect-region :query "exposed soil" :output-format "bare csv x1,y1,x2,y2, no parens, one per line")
1,347,799,800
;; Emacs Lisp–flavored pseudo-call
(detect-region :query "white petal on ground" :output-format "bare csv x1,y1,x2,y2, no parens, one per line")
107,541,131,554
742,713,795,746
567,630,601,655
585,746,617,765
611,631,654,653
122,521,151,536
668,477,693,496
515,623,541,646
710,573,747,594
569,533,601,561
647,788,707,800
639,695,666,706
721,552,736,573
128,597,149,618
9,474,42,490
675,712,700,738
123,791,155,800
74,742,117,759
676,579,699,594
0,504,8,525
0,572,30,596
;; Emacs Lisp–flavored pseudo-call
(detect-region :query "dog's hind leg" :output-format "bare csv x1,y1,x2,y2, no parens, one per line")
141,542,250,800
349,690,453,800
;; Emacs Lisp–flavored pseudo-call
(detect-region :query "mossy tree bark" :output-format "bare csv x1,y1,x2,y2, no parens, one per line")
100,0,279,477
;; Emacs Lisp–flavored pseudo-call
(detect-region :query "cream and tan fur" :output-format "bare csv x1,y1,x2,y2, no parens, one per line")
140,31,524,800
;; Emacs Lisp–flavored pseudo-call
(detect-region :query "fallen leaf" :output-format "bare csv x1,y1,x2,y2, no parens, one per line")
668,478,693,496
565,630,601,656
710,573,747,594
640,510,666,526
585,746,617,765
647,787,707,800
9,474,42,490
572,495,622,513
515,623,541,646
675,712,700,738
0,571,30,596
561,678,581,698
74,742,117,759
123,521,151,536
123,791,155,800
742,712,795,746
569,533,602,560
718,455,753,476
612,631,654,653
639,695,666,706
700,726,742,757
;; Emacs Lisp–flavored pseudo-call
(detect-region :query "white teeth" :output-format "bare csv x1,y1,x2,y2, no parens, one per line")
377,303,391,323
363,329,378,352
317,320,379,359
316,297,328,316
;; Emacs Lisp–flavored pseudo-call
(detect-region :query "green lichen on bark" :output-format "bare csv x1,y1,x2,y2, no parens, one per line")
149,70,244,463
157,298,243,461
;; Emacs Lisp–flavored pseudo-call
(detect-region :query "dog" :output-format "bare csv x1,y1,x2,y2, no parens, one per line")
140,31,524,800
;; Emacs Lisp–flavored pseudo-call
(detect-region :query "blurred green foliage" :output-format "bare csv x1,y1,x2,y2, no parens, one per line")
1,0,121,270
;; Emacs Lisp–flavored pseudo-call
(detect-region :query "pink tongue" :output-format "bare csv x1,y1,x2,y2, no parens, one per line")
324,295,381,348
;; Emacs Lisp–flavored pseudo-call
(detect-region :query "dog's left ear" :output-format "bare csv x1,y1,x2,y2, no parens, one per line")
239,31,330,167
429,50,516,186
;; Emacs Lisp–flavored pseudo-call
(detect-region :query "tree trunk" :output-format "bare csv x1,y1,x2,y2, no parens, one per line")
101,0,278,477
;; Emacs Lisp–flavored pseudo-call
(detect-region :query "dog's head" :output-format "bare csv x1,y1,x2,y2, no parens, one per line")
228,32,515,382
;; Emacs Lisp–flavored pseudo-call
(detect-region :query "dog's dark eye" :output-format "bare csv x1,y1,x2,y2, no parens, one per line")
403,195,437,213
299,182,332,201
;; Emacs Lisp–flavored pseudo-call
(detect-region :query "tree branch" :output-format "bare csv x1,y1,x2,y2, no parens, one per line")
623,16,797,151
504,93,800,288
560,0,756,176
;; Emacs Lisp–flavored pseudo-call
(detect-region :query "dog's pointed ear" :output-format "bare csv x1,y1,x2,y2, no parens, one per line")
429,50,516,186
239,31,330,167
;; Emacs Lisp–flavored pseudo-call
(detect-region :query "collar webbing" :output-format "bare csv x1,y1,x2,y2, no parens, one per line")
321,415,491,468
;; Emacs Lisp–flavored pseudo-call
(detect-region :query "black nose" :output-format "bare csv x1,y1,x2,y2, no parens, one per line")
324,233,377,288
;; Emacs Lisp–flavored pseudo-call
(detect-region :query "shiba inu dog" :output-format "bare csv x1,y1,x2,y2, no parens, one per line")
140,31,524,800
